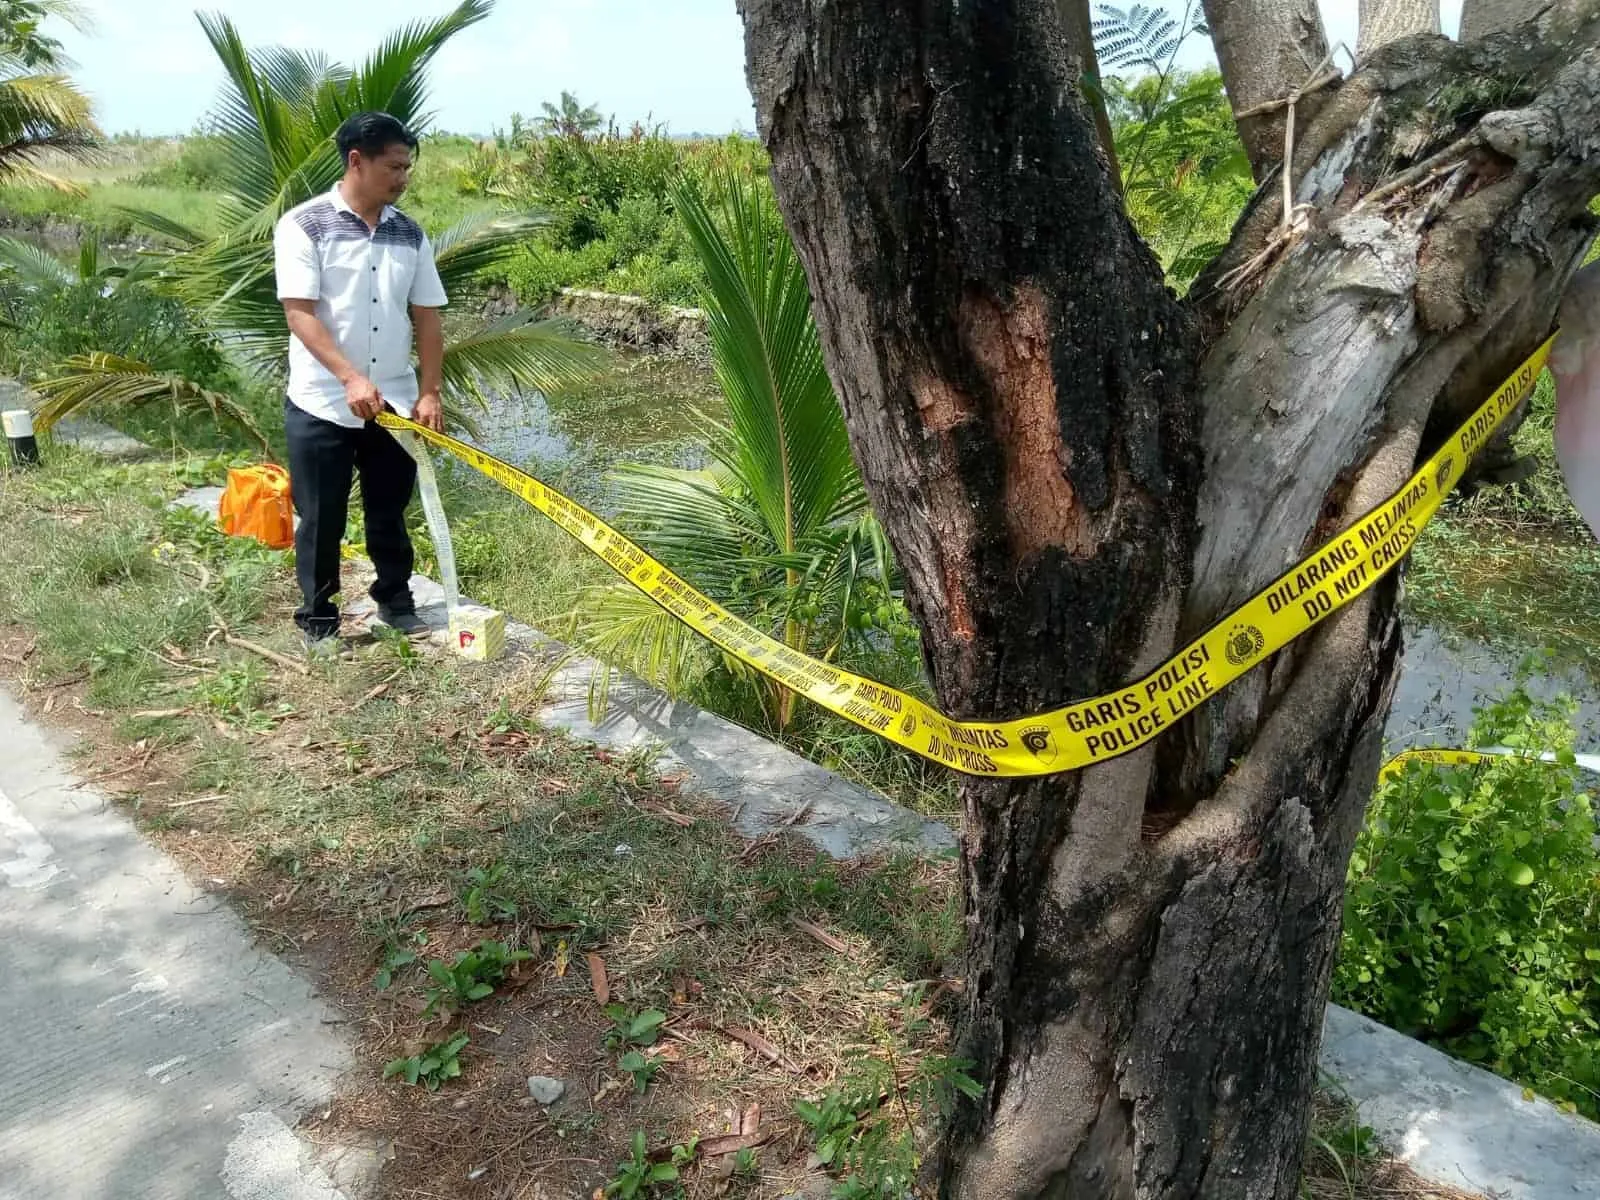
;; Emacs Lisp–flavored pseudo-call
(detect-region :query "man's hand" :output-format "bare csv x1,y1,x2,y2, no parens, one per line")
344,374,384,422
414,390,445,433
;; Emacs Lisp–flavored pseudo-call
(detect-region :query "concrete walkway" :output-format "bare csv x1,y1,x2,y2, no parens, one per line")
0,686,368,1200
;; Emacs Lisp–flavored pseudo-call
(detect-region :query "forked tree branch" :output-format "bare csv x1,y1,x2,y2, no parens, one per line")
1201,0,1331,179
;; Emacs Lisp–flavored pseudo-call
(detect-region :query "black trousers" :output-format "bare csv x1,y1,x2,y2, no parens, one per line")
284,399,417,637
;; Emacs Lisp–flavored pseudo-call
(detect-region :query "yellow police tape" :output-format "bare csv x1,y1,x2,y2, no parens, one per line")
1377,748,1505,782
1379,746,1600,782
379,334,1555,778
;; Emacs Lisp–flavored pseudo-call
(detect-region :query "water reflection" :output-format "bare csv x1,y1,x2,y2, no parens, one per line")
472,351,723,501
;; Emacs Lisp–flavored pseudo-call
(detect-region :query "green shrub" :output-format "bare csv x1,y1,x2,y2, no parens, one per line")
1336,682,1600,1117
1,279,229,388
501,239,615,304
604,253,702,306
131,134,232,191
488,127,768,307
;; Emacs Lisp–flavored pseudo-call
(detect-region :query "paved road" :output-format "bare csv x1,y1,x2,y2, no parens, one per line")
0,686,367,1200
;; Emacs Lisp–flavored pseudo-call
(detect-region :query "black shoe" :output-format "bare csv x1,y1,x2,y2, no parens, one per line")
377,608,431,639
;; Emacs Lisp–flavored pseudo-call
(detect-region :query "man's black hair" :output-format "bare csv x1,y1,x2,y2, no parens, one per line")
335,111,418,166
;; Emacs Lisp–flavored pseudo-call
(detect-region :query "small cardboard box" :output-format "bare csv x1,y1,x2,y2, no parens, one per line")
448,604,506,662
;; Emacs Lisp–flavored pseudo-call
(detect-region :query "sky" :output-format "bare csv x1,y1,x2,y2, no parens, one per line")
56,0,1466,138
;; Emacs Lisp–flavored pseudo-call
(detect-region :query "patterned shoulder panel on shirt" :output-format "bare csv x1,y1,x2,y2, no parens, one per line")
374,210,425,250
290,199,369,245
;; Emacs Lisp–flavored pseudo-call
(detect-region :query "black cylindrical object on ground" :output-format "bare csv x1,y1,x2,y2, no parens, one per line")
3,410,39,467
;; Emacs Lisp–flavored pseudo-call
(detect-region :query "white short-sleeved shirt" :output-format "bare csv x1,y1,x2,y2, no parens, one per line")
274,186,448,428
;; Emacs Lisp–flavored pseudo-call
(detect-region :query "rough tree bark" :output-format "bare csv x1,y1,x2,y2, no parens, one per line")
1461,0,1527,40
1357,0,1439,58
1057,0,1122,190
1200,0,1331,178
738,0,1600,1196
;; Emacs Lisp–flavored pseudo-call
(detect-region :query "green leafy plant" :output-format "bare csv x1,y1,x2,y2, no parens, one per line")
421,939,530,1018
794,989,982,1198
565,170,900,735
617,1049,660,1094
1103,67,1252,290
370,623,424,666
372,928,428,990
1336,681,1600,1117
732,1146,759,1177
383,1031,469,1091
537,89,604,142
793,992,979,1196
459,863,519,924
604,1130,681,1199
603,1003,667,1051
193,661,282,730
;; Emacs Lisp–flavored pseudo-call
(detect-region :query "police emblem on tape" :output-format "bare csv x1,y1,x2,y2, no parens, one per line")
1224,623,1266,667
1021,726,1056,763
1434,456,1454,491
899,713,917,739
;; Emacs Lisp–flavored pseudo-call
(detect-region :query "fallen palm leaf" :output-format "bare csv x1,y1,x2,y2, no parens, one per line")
31,353,271,452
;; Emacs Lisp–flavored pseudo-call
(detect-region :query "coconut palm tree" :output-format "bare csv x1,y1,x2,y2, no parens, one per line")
537,90,604,142
0,1,100,186
565,171,899,733
31,0,598,434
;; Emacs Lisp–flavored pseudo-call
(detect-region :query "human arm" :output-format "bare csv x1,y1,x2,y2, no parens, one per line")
410,303,445,432
281,300,383,421
274,217,382,421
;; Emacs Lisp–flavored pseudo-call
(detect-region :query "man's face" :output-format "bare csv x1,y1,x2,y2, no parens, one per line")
353,143,413,203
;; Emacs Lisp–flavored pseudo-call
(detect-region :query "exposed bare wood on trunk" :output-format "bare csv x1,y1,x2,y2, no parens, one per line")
739,0,1600,1194
1056,0,1122,192
1461,0,1533,39
1201,0,1332,180
1357,0,1440,58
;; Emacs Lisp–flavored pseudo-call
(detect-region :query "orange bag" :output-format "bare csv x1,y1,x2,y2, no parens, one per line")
218,464,294,550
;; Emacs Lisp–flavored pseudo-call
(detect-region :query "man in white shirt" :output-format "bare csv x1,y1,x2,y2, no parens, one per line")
273,110,447,651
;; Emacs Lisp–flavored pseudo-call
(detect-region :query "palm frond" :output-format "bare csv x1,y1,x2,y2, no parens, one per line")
253,46,350,109
341,0,494,128
565,580,716,720
31,352,270,451
117,207,207,248
0,70,100,180
195,12,304,211
0,234,73,287
670,171,865,557
607,461,765,593
430,210,548,295
439,314,606,409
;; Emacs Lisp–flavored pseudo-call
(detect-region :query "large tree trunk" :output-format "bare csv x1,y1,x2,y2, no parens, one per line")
1357,0,1439,58
738,0,1600,1196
